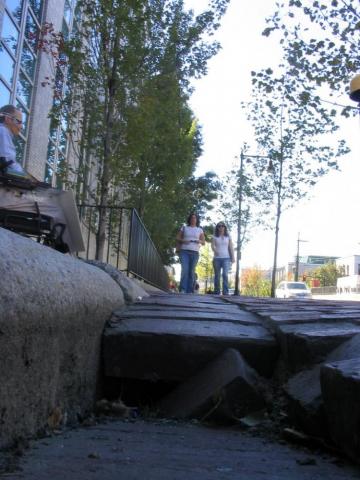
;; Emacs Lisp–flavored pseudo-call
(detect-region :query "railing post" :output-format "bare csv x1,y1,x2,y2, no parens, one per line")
127,208,135,278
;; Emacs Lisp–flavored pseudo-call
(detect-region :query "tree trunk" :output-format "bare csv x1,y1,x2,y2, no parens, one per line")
96,41,118,260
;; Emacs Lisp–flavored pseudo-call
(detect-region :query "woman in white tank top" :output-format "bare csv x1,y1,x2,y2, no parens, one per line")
211,222,235,295
176,212,205,293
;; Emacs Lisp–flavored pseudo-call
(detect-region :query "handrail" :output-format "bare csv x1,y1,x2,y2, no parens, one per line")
77,204,169,291
127,209,169,290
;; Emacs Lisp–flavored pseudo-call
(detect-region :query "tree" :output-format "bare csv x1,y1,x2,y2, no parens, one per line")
241,267,271,297
312,262,345,287
39,0,230,261
216,151,266,272
196,242,214,293
244,1,360,296
261,1,359,118
245,65,349,296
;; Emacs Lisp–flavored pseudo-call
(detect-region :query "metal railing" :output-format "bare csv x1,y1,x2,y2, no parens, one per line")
77,205,169,291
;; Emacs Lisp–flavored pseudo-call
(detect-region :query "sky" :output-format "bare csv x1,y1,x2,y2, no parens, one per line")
184,0,360,270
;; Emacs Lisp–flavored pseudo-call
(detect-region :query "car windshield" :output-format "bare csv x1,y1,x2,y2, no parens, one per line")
287,283,307,290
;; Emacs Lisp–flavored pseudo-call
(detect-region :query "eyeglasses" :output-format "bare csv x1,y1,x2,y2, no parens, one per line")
218,224,225,228
10,116,23,125
3,114,23,125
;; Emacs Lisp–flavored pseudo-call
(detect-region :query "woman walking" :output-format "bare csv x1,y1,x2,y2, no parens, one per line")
176,212,205,293
211,222,235,295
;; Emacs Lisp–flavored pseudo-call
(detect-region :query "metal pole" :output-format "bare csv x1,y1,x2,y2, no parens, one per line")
294,233,308,281
234,151,244,295
295,232,300,281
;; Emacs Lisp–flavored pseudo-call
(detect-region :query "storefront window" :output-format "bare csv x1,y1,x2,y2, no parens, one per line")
17,71,32,107
25,11,38,51
1,0,43,167
0,80,11,105
20,42,36,79
1,12,19,56
5,0,23,24
0,47,15,85
29,0,42,21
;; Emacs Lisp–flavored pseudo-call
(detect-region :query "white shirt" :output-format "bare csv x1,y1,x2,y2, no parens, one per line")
0,123,25,174
212,235,231,258
180,226,204,252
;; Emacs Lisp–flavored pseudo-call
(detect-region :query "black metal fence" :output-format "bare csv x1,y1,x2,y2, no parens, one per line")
77,205,169,291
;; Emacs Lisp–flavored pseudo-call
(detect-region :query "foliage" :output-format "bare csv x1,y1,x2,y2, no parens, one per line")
241,267,271,297
311,262,345,287
216,152,267,260
262,0,360,117
38,0,230,262
196,242,214,292
244,0,355,294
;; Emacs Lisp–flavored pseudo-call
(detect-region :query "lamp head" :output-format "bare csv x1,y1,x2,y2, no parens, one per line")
349,74,360,102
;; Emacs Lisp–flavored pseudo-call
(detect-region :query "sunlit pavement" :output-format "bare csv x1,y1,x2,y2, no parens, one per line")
312,294,360,301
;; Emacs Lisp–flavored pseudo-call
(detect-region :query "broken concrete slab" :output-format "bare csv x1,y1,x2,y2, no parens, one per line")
284,366,326,438
103,317,278,380
321,357,360,463
284,333,360,439
275,322,360,372
157,348,266,421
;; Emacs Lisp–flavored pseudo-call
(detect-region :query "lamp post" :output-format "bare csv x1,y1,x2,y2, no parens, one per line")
349,74,360,104
234,152,244,296
294,232,308,281
234,151,271,296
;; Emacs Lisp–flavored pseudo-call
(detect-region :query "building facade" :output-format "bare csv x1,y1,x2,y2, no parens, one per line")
336,255,360,293
274,255,338,286
0,0,78,184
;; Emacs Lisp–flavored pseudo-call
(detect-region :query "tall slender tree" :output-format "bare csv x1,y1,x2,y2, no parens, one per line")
39,0,230,261
249,0,359,295
245,69,349,296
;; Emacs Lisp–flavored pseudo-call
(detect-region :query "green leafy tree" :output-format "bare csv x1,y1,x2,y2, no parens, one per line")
216,151,266,270
241,267,271,297
262,1,360,117
245,0,359,296
196,242,214,293
245,69,349,297
312,262,345,287
39,0,230,261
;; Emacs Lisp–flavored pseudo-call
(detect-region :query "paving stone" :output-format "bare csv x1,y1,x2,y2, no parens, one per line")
321,357,360,463
284,366,325,437
275,322,360,372
284,334,360,438
103,317,278,380
261,314,360,333
157,348,265,421
112,308,261,325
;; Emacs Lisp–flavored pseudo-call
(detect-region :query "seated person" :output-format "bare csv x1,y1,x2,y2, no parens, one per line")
0,104,28,176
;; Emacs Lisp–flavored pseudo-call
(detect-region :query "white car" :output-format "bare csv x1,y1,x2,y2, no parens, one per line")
275,281,312,299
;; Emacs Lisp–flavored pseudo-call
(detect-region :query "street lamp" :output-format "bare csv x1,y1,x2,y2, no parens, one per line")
234,150,271,296
349,74,360,103
294,232,308,281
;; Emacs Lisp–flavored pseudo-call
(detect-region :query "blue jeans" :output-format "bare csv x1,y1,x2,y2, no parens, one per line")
213,257,231,295
179,250,199,293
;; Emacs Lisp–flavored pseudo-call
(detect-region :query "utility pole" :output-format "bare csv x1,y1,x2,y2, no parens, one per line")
234,151,244,296
294,232,308,281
